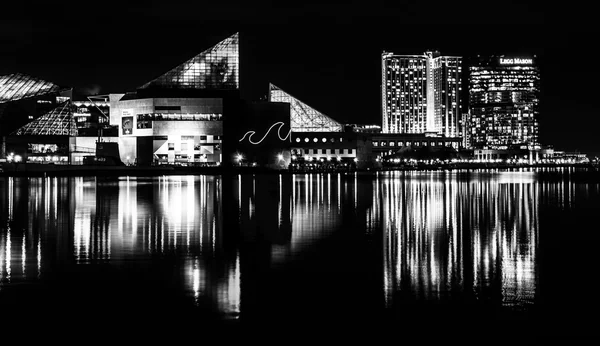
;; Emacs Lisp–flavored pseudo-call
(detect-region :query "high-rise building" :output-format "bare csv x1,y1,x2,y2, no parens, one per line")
381,51,462,137
468,56,540,149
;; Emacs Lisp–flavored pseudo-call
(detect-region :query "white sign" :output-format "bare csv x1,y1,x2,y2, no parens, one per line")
499,58,533,65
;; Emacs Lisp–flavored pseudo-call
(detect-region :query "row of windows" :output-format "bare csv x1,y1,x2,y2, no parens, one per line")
154,105,181,111
136,113,222,129
294,137,346,143
156,135,221,141
291,148,355,155
373,141,457,147
167,142,221,151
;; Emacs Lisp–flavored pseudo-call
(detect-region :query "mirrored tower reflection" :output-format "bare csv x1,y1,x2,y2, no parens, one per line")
375,171,541,310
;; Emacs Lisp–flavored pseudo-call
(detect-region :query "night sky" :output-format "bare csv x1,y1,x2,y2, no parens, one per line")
1,1,598,155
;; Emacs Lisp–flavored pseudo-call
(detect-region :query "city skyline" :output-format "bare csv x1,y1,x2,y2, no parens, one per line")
2,3,600,334
1,1,597,155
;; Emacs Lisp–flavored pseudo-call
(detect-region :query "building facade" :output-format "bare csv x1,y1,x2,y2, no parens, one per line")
226,100,291,169
267,84,368,169
468,56,540,149
0,73,72,158
72,96,111,135
109,33,240,166
381,51,462,137
110,95,224,165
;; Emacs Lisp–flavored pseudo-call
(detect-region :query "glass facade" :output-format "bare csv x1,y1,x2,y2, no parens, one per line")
0,73,62,103
381,51,462,137
468,56,540,149
136,113,222,129
72,97,111,132
13,101,78,136
139,33,239,90
269,84,342,132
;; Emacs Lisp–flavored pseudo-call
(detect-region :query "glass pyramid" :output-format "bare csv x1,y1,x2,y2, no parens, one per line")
139,33,239,90
13,101,77,136
0,73,62,103
269,84,342,132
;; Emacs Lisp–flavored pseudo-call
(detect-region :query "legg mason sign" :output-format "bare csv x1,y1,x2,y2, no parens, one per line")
499,58,533,65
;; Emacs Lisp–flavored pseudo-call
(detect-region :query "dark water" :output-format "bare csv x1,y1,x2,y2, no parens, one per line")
1,169,599,335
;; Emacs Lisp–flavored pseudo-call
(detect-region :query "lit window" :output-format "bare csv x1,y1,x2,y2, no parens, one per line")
296,138,301,143
313,138,318,143
322,138,326,142
305,138,309,143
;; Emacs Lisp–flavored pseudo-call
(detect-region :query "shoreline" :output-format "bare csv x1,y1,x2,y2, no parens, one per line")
1,162,598,177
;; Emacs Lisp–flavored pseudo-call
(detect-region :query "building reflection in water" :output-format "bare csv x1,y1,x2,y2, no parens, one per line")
0,177,64,286
2,168,597,317
234,173,358,266
375,171,550,310
289,173,348,257
0,175,240,318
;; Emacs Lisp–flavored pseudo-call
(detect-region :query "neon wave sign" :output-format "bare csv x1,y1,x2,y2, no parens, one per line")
239,121,291,144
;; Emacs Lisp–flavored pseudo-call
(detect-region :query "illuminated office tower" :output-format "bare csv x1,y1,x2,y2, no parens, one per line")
381,51,462,136
468,56,540,149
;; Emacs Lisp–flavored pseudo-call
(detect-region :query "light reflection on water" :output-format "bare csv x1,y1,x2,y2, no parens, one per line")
0,175,240,319
0,169,598,322
375,171,538,308
235,173,358,266
373,169,592,312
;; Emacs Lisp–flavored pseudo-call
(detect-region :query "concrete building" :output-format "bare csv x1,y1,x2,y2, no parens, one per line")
110,95,224,166
108,33,240,166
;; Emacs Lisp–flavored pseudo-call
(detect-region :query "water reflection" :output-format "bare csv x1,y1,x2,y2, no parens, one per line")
1,169,598,322
375,171,546,310
234,173,361,266
0,176,239,318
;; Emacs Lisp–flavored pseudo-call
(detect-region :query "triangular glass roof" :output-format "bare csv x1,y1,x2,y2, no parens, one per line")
139,33,239,90
0,73,62,103
269,84,342,132
13,101,77,136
